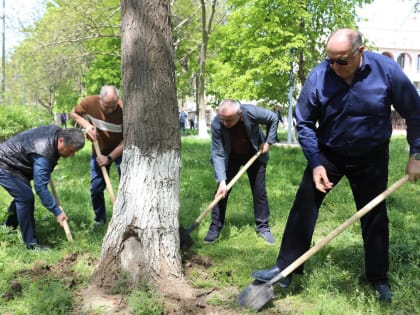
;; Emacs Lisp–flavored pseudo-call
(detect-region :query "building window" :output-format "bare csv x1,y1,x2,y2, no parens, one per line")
397,54,405,69
417,55,420,73
382,52,393,60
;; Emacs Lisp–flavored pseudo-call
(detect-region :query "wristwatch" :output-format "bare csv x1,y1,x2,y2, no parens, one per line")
412,153,420,160
107,155,113,162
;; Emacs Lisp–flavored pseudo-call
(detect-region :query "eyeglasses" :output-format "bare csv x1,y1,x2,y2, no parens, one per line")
326,46,361,66
325,57,350,66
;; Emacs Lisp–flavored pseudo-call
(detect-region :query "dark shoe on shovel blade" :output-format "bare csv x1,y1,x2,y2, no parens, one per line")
251,266,292,288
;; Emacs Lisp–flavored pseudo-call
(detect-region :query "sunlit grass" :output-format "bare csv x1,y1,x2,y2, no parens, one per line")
180,134,420,315
0,135,419,314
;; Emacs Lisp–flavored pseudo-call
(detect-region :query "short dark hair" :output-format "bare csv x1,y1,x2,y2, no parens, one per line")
58,128,85,149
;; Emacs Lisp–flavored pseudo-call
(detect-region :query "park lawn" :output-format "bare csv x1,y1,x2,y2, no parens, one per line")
0,134,419,314
180,134,419,315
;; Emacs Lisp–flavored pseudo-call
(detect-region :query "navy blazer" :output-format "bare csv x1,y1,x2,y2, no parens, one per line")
210,104,278,182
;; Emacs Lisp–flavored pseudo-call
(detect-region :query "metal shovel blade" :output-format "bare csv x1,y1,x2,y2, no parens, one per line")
237,280,274,311
179,225,195,250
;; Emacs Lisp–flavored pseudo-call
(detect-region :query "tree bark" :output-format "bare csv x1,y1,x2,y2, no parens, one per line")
92,0,182,290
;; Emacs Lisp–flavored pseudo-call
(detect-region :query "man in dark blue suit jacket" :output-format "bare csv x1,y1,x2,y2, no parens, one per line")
204,99,279,244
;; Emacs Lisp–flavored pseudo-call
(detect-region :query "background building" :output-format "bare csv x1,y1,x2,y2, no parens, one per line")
357,0,420,93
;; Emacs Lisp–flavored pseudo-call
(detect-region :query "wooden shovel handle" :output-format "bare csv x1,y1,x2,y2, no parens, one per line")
93,140,116,205
62,220,74,243
49,178,74,243
194,149,263,224
270,174,409,285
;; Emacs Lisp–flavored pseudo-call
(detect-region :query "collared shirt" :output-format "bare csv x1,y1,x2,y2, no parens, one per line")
32,155,61,216
229,119,253,156
73,95,123,155
210,104,278,182
296,51,420,168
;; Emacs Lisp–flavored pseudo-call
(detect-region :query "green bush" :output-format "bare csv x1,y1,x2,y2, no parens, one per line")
0,105,51,141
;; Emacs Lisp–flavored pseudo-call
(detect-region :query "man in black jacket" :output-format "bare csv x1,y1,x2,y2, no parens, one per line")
0,125,85,249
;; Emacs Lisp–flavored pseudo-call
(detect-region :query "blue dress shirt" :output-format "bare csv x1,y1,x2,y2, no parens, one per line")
296,51,420,168
32,155,62,216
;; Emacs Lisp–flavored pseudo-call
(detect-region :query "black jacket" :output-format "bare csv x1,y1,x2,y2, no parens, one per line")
0,125,61,183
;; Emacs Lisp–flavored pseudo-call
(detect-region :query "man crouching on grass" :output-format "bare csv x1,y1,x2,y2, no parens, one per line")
0,125,84,250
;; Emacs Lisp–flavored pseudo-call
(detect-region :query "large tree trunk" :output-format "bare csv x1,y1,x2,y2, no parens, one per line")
92,0,182,290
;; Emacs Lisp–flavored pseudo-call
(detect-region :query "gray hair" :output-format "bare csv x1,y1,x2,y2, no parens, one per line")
58,128,85,149
100,85,119,99
218,99,241,114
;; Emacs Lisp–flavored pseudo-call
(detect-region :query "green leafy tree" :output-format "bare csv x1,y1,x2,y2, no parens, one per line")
207,0,372,106
7,0,121,114
172,0,201,105
172,0,227,137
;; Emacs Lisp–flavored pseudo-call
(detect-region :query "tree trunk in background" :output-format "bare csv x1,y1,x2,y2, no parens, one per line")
92,0,182,290
197,0,217,139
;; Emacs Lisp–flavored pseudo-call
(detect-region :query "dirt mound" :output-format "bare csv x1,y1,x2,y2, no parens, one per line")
7,252,242,314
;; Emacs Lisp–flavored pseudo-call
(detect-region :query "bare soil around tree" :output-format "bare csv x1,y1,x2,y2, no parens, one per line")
7,252,243,314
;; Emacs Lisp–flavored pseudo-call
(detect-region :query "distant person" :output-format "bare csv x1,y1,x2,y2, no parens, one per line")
204,99,279,244
251,28,420,302
179,108,187,135
71,85,123,225
275,107,284,129
60,112,67,128
189,116,195,130
0,126,85,249
273,107,284,142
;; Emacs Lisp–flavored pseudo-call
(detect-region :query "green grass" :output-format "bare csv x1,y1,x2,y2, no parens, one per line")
0,134,419,314
179,134,419,314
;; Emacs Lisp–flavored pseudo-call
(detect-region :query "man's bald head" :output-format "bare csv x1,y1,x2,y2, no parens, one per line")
327,28,363,54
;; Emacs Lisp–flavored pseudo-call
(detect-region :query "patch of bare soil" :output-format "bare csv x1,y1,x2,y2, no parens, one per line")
157,252,240,315
7,252,243,314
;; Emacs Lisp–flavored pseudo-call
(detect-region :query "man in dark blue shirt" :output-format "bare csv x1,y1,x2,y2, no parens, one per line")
251,28,420,302
0,126,85,249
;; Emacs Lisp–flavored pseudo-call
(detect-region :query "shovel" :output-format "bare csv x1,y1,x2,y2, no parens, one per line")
180,149,263,250
93,140,116,205
237,174,409,311
49,178,74,242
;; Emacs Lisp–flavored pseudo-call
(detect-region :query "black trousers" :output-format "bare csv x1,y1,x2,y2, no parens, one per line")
209,154,271,233
276,143,390,283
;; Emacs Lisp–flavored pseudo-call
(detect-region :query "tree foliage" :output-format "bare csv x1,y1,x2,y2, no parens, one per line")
5,0,371,114
7,0,121,113
207,0,372,106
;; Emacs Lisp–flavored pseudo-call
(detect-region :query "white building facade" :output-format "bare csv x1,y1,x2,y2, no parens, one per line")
358,0,420,93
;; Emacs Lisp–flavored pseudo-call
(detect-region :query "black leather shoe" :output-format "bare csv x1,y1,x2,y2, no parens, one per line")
251,266,292,288
26,244,50,251
203,229,219,243
258,231,275,244
374,282,392,302
94,219,106,225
